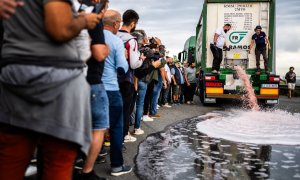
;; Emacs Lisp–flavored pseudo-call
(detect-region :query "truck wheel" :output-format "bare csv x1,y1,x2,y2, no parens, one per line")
200,88,208,106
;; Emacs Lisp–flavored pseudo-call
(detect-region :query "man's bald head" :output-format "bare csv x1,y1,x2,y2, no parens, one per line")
103,10,121,26
103,9,121,34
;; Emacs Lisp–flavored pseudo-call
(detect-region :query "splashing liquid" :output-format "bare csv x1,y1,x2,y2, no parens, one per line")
235,66,260,111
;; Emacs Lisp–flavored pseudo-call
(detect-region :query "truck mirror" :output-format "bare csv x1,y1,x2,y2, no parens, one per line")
178,53,182,62
183,51,187,61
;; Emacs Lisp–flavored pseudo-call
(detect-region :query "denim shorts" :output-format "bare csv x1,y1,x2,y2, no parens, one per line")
90,84,109,130
172,85,180,96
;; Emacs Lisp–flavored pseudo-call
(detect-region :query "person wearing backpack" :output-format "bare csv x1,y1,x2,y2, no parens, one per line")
117,10,143,139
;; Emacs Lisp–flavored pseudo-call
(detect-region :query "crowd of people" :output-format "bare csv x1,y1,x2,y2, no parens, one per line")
0,0,200,180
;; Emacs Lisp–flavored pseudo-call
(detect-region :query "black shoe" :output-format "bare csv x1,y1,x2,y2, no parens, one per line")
95,155,106,164
111,165,132,176
78,170,106,180
99,148,108,157
265,70,270,75
255,68,261,75
74,159,85,170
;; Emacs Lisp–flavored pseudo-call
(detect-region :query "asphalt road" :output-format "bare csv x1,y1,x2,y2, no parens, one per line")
93,95,300,180
93,97,221,180
25,95,300,180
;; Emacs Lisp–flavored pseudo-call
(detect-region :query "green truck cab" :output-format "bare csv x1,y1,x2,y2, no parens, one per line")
178,36,196,63
181,0,280,106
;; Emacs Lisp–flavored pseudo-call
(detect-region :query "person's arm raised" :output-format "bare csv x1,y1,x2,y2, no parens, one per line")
44,1,101,43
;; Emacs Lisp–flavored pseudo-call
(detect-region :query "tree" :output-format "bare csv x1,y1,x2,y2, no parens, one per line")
173,55,178,61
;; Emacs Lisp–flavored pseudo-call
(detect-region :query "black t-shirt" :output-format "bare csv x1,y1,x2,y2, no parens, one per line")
252,32,267,49
285,72,297,83
86,21,105,85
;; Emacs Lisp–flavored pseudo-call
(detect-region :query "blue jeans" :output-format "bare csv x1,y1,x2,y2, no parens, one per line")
150,80,163,115
90,84,109,130
106,91,124,168
161,84,170,105
135,81,148,129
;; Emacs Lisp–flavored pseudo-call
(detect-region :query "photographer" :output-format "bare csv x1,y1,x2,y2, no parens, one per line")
143,37,167,120
134,45,162,133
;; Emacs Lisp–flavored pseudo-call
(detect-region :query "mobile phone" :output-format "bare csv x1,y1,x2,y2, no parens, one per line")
93,2,106,14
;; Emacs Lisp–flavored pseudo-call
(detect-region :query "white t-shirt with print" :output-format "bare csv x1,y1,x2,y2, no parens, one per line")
213,28,226,48
164,64,172,83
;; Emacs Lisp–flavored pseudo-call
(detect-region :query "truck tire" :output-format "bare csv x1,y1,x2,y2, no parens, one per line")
200,87,209,106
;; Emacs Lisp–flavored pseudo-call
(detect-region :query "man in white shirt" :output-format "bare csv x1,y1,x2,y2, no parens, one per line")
161,56,173,108
210,24,231,73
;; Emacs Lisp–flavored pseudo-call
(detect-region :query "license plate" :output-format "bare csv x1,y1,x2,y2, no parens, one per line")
266,100,278,104
261,84,278,88
205,98,216,103
224,85,237,90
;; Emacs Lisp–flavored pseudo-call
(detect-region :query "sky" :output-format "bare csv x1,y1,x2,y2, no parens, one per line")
109,0,300,76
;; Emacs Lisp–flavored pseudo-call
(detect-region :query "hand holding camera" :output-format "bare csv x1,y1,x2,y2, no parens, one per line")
151,60,161,68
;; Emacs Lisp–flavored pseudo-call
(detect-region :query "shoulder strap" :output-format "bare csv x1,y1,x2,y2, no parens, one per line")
124,38,137,64
124,38,137,50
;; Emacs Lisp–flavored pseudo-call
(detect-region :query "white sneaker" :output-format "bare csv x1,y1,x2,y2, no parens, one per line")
134,128,144,135
163,103,172,108
156,106,159,110
124,134,137,143
25,165,37,177
157,105,161,108
142,115,154,122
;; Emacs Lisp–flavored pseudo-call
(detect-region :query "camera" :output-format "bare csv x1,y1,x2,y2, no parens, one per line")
149,37,157,45
158,45,166,57
140,46,155,60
